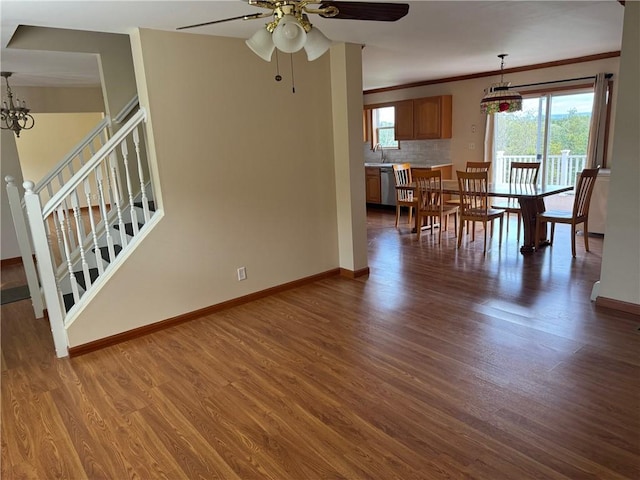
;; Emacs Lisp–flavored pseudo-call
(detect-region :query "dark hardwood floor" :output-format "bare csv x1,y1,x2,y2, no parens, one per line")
2,208,639,479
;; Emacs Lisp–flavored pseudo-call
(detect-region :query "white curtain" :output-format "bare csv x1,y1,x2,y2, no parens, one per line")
586,73,608,168
484,113,496,182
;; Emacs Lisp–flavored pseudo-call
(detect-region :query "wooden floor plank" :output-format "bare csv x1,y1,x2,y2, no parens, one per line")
1,211,639,479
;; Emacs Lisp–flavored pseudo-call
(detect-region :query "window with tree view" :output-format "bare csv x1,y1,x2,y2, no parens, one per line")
493,90,595,188
373,106,399,149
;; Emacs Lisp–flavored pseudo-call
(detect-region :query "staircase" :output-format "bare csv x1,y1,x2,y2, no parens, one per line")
6,107,159,358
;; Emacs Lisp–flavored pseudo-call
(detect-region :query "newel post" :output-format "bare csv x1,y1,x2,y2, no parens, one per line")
4,176,44,318
23,181,69,358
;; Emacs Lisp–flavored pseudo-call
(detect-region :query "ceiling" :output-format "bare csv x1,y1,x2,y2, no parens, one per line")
0,0,625,91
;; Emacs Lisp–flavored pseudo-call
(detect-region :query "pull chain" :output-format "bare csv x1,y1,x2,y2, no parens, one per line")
274,50,282,82
290,54,296,94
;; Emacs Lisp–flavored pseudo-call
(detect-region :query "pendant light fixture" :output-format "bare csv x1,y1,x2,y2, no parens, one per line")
480,54,523,114
1,72,35,137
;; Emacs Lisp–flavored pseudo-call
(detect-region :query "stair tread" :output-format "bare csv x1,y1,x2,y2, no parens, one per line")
113,222,144,237
133,200,156,211
63,293,75,313
73,267,100,291
93,244,123,263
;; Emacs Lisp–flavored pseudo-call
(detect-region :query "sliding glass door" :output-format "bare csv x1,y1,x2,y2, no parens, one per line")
493,90,594,188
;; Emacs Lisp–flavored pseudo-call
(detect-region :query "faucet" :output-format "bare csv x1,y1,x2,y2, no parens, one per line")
373,143,386,162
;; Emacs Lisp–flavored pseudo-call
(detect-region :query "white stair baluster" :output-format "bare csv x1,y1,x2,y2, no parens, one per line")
52,206,65,263
133,126,151,222
121,139,139,235
71,192,92,291
96,164,117,262
57,206,80,305
109,151,128,247
71,189,86,242
84,178,104,275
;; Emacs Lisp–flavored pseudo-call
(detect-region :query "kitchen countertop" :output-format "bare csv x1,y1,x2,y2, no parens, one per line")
364,162,452,168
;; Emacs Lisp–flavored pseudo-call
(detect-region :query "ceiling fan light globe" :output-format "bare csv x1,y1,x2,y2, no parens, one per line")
246,27,275,61
304,27,331,61
272,14,307,53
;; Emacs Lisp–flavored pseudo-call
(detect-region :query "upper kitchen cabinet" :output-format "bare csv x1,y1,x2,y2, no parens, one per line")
394,95,452,140
394,100,414,141
414,96,452,139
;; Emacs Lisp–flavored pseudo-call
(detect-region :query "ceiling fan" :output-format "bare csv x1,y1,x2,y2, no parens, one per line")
177,1,410,61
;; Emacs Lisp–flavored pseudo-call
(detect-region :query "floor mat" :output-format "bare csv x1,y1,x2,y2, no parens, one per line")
1,285,31,305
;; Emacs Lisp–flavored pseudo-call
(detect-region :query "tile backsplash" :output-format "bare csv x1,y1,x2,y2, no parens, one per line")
363,139,451,166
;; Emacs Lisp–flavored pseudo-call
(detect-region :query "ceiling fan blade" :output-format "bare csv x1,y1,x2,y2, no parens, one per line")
177,12,266,30
318,2,409,21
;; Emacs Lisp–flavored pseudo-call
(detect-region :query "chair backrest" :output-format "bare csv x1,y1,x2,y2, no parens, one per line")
393,163,413,201
573,167,600,218
457,170,489,215
414,169,443,212
509,162,540,184
466,161,491,173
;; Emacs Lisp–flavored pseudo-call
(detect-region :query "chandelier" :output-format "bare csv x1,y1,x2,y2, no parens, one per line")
480,54,523,114
1,72,35,137
246,4,332,61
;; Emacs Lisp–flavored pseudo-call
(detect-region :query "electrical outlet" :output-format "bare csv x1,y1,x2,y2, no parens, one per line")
237,266,247,281
471,124,477,134
468,142,476,150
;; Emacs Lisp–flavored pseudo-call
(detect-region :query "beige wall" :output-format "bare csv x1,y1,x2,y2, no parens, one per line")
364,56,621,174
0,85,104,113
9,26,136,122
16,112,104,185
1,131,24,260
598,1,640,306
66,29,367,346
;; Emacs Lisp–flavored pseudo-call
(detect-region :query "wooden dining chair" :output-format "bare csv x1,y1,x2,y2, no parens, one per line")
457,170,505,254
491,162,541,242
447,161,492,233
414,169,458,244
393,163,419,228
535,167,599,257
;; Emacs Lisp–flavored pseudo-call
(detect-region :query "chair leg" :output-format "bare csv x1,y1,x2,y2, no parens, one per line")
583,220,590,252
438,214,443,244
453,212,458,237
408,206,413,226
395,205,401,228
550,223,555,245
457,220,464,248
416,214,421,239
571,224,576,258
483,220,488,254
499,215,504,247
535,216,540,250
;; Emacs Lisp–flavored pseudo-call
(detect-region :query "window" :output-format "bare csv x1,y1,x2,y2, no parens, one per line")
493,88,596,188
372,106,399,149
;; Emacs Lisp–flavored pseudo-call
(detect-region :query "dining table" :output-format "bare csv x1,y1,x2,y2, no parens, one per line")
397,180,574,255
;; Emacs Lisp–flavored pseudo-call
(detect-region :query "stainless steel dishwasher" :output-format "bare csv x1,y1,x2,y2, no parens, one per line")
379,166,397,206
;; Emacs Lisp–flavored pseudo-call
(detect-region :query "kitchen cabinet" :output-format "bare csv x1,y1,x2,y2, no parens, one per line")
365,167,382,204
414,96,452,139
394,95,452,140
394,100,414,141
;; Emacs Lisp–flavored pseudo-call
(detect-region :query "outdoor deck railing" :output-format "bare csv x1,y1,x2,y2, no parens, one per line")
495,151,587,188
